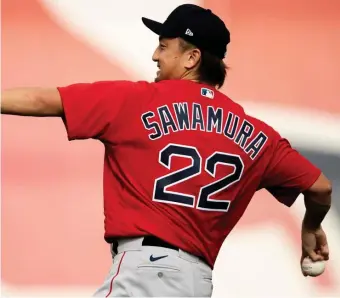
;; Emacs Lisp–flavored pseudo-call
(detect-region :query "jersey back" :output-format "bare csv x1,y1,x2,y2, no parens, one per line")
58,79,321,268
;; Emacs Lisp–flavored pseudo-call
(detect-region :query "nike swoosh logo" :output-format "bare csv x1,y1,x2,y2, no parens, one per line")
149,255,168,262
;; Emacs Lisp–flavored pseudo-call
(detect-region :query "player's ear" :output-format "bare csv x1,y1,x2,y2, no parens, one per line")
184,48,201,70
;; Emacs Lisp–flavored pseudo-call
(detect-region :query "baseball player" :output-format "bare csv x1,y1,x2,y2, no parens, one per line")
2,4,332,297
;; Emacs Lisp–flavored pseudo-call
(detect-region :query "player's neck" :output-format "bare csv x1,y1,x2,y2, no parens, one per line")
180,72,216,89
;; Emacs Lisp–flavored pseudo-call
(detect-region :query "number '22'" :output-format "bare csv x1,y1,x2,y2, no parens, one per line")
153,144,244,212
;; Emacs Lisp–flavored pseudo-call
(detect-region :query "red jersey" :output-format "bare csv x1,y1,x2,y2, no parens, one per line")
57,80,321,268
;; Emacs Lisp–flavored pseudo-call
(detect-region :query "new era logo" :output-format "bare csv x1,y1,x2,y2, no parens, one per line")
201,88,214,99
185,28,193,36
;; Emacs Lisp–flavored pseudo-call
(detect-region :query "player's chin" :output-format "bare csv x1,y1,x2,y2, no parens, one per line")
154,73,162,83
155,70,164,83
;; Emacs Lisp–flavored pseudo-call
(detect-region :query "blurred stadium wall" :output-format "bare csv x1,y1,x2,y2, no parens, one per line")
1,0,340,297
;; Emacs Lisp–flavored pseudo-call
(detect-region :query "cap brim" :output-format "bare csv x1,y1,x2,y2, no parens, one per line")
142,17,162,35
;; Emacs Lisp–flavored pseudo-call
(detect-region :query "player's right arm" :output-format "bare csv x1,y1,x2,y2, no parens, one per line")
302,174,332,231
300,174,331,264
259,135,332,263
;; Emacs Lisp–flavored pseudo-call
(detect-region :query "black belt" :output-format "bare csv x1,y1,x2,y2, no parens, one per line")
142,236,179,250
142,236,208,266
110,236,208,267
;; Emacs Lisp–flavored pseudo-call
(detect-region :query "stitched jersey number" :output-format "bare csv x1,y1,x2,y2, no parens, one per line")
153,144,244,212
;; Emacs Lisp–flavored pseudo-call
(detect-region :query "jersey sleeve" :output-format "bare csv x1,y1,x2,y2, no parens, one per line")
57,80,146,142
260,136,321,207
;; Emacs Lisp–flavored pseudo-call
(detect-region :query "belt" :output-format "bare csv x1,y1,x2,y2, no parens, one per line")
142,236,208,266
110,236,208,266
142,236,179,250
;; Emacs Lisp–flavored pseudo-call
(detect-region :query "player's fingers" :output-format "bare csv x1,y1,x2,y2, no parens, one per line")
308,250,324,262
301,246,308,258
320,245,329,261
300,248,309,265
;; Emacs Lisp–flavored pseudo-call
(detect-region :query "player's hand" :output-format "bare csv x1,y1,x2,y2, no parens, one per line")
300,224,329,276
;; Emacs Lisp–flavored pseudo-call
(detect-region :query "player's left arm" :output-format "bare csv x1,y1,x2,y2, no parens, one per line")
2,81,149,142
1,87,63,117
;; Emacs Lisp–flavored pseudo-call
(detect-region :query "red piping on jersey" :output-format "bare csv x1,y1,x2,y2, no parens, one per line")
105,251,126,297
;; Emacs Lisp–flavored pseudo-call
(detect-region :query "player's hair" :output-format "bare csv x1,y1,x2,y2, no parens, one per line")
179,39,228,89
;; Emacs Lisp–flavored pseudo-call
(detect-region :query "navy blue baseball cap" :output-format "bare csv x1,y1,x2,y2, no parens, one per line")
142,4,230,59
